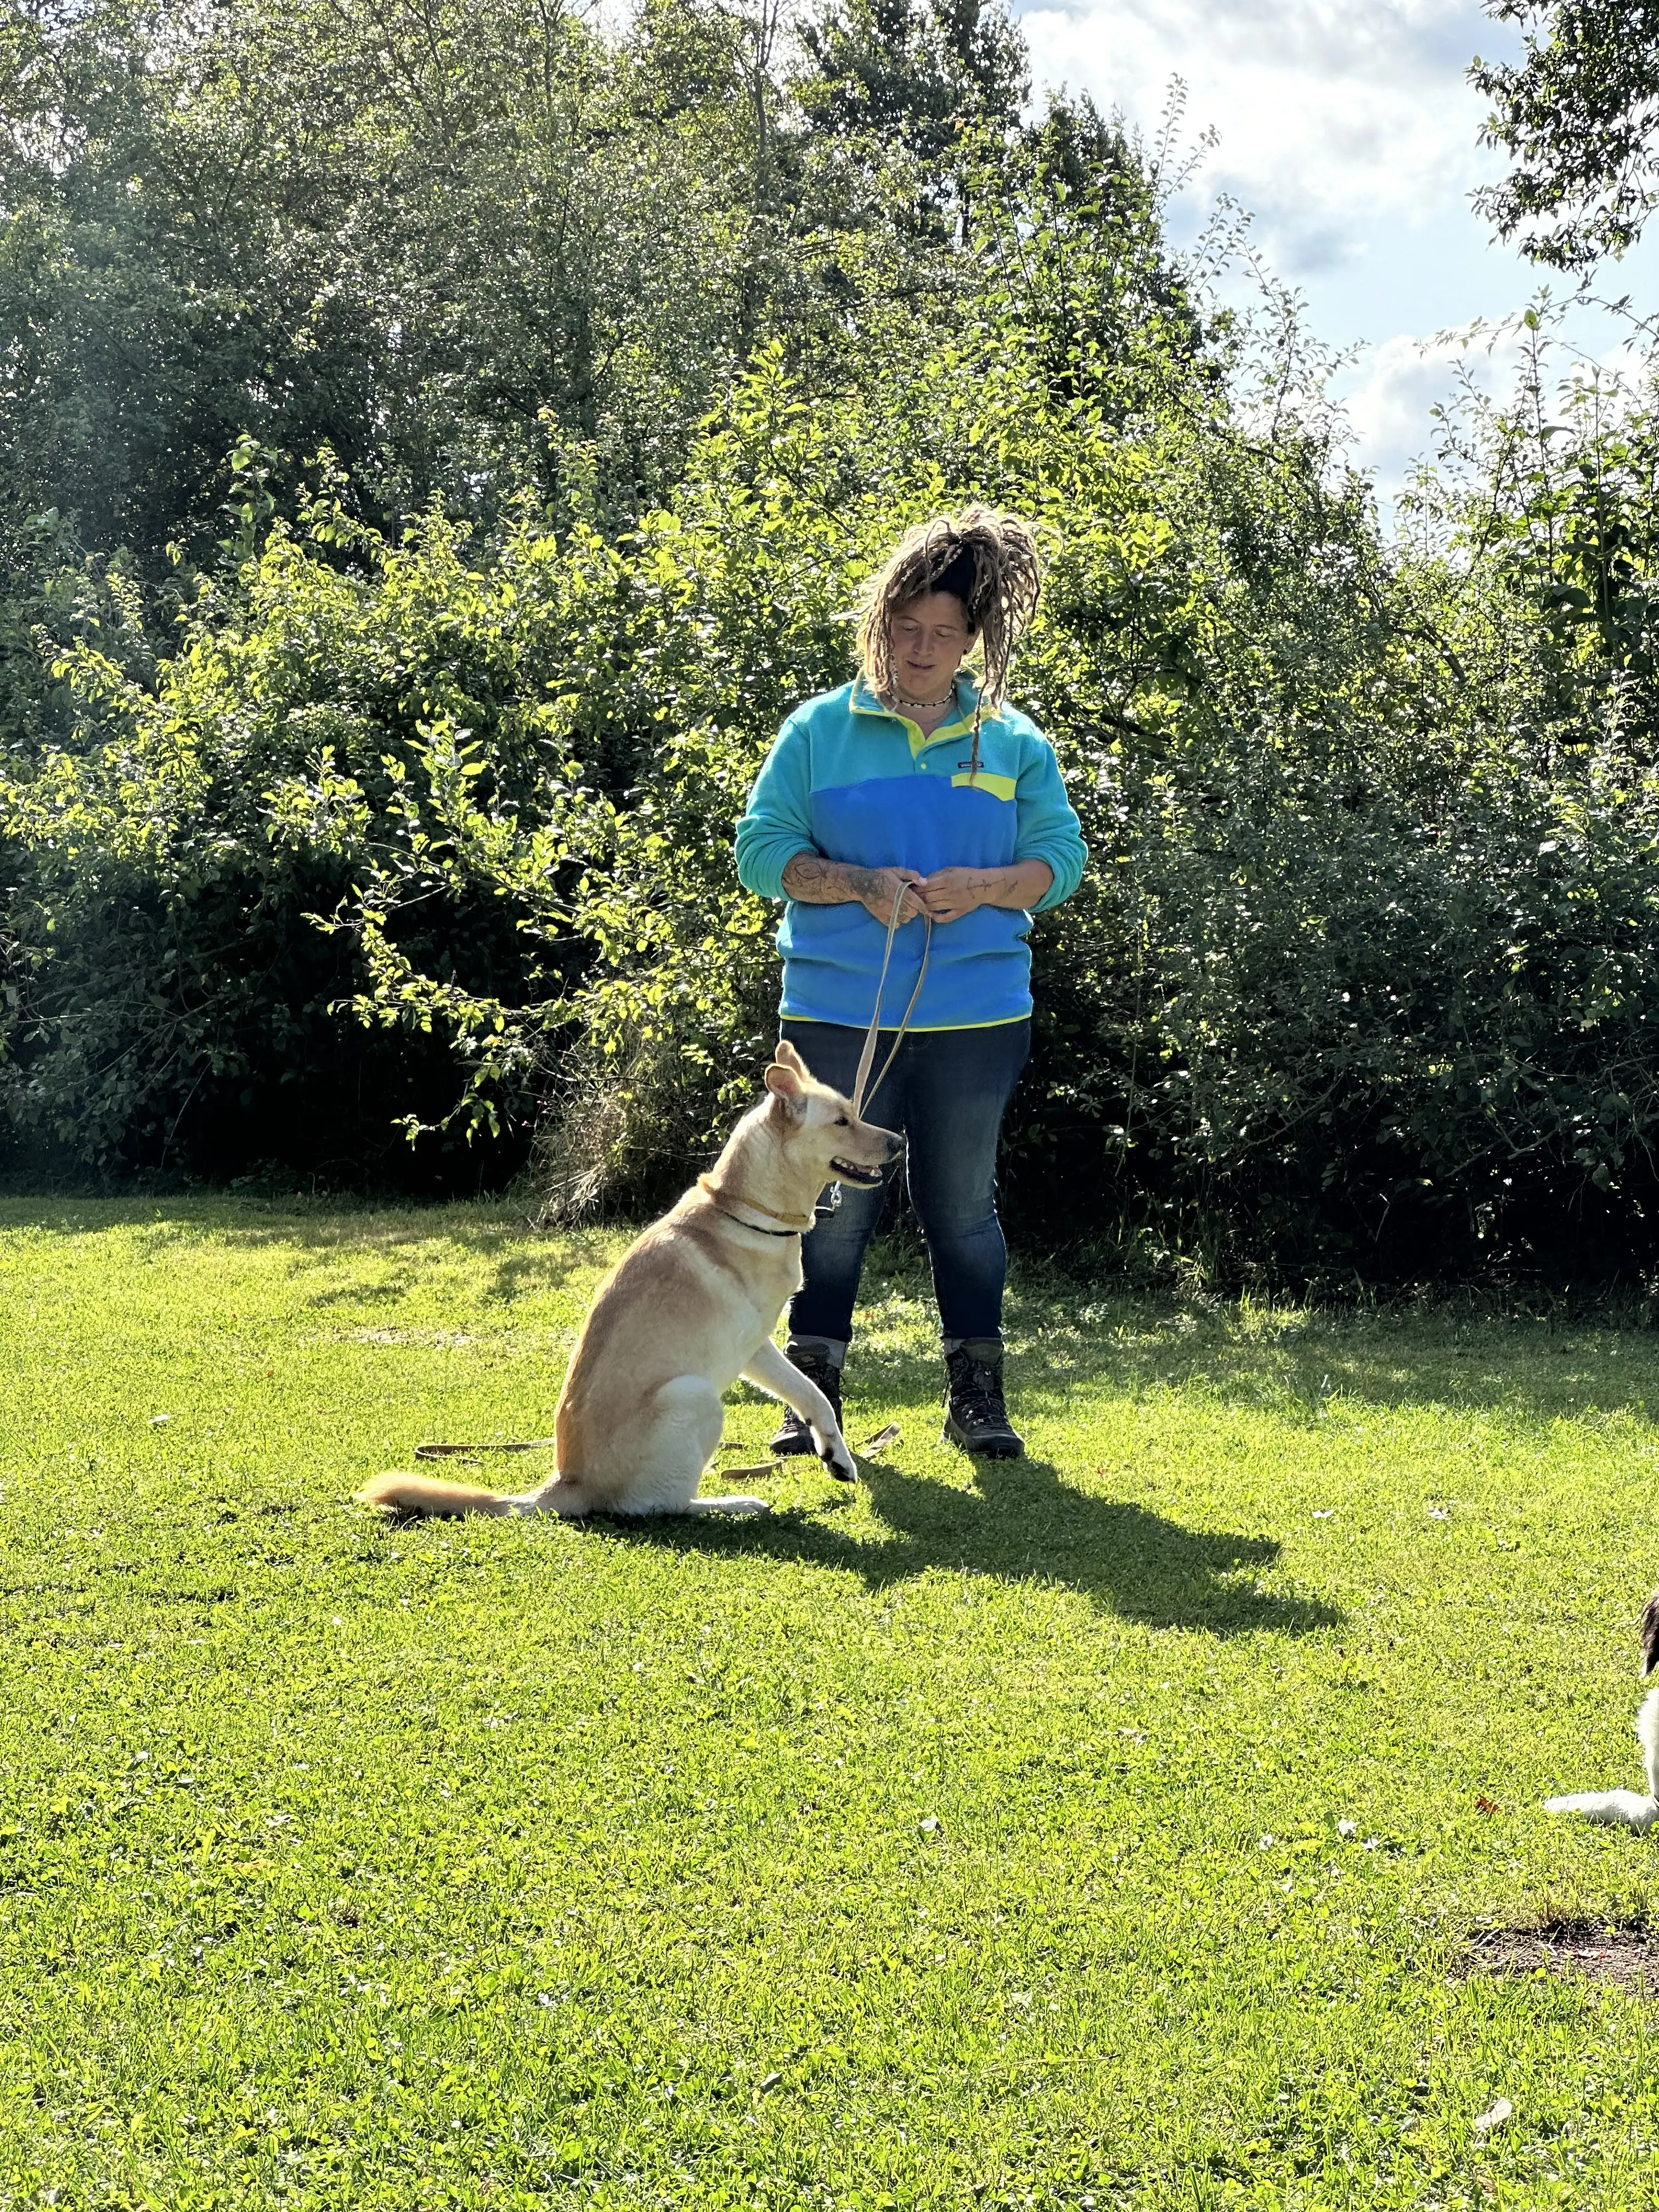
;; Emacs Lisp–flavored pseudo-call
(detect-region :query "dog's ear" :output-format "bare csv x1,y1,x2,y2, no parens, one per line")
765,1061,808,1120
1642,1589,1659,1677
774,1038,810,1080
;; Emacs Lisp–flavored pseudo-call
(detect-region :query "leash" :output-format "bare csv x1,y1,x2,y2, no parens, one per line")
850,878,932,1118
414,1438,555,1460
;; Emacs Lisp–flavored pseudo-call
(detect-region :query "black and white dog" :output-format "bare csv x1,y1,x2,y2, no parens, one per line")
1545,1593,1659,1832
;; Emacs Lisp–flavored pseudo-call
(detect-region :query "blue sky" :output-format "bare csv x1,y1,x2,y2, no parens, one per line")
1010,0,1659,504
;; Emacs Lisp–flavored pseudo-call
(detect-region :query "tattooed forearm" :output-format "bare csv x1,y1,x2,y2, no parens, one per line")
977,860,1054,910
781,853,884,904
781,853,929,925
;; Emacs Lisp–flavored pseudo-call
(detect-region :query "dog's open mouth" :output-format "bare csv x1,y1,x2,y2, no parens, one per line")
831,1158,885,1187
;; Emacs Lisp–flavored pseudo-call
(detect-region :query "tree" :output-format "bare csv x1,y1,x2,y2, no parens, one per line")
1472,0,1659,268
0,0,876,575
792,0,1026,167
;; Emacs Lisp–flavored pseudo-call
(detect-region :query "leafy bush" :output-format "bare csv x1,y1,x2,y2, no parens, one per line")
0,455,634,1186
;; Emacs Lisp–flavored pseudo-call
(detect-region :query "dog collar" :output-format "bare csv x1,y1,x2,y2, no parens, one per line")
697,1176,814,1236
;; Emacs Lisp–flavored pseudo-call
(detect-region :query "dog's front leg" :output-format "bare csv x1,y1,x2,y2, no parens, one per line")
742,1338,857,1483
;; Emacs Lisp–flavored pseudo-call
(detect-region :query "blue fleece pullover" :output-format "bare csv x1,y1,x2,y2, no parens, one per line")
735,674,1087,1031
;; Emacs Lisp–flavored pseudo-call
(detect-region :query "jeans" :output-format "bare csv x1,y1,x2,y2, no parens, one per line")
780,1016,1031,1346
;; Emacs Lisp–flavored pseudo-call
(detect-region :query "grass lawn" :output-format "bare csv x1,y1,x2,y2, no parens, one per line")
1,1198,1657,2210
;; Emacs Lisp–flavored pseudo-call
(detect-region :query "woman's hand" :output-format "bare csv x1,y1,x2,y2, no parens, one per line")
857,866,928,926
918,860,1055,924
916,867,988,924
780,853,1052,926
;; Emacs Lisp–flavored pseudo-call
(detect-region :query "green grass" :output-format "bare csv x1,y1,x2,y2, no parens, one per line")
1,1199,1657,2210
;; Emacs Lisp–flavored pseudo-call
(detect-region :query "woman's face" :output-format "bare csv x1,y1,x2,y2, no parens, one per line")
889,590,973,696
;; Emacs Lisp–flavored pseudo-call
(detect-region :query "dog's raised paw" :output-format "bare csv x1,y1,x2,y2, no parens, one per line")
818,1436,858,1484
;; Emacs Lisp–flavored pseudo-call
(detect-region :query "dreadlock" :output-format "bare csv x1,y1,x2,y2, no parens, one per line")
855,505,1042,779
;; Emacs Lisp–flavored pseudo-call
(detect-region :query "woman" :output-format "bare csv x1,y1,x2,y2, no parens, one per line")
734,507,1086,1457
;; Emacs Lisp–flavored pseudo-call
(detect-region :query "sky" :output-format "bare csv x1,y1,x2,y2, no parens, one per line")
1011,0,1659,508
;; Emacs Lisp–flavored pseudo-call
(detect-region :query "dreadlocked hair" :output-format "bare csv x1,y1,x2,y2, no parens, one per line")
855,506,1042,778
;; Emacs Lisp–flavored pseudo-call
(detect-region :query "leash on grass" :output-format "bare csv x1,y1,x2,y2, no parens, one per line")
413,887,927,1462
414,1438,555,1460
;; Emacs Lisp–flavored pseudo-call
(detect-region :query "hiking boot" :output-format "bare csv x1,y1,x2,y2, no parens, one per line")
943,1338,1024,1458
769,1341,845,1459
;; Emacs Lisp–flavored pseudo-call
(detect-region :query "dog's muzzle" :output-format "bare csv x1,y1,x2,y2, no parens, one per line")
830,1157,885,1187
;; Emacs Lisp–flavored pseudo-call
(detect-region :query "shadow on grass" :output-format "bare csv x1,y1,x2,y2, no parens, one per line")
619,1454,1340,1638
988,1282,1659,1435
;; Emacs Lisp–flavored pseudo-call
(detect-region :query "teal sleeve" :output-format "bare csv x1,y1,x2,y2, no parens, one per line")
735,720,815,901
1013,739,1088,911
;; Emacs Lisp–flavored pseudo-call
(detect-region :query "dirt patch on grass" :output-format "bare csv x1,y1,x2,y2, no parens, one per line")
1460,1921,1658,1993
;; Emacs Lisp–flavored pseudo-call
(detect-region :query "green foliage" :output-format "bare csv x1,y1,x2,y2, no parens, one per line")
792,0,1028,182
0,460,632,1181
0,0,1041,571
1473,0,1659,267
335,292,1659,1280
22,190,1659,1279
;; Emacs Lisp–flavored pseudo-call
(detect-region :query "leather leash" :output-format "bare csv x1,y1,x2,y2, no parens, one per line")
413,1437,555,1460
850,878,932,1118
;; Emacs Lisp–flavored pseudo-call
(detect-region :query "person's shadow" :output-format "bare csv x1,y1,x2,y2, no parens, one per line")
624,1452,1340,1638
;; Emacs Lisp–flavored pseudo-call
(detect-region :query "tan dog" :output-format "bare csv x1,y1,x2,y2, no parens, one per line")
357,1040,900,1520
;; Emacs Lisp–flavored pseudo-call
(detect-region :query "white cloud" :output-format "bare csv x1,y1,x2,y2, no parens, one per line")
1014,0,1506,277
1333,326,1520,492
1011,0,1659,512
1334,318,1654,510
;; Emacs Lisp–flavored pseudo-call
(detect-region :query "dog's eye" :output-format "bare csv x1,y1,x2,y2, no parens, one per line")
834,1114,849,1126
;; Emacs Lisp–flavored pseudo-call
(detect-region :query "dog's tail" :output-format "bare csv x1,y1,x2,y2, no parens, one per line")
1544,1686,1659,1832
356,1470,571,1520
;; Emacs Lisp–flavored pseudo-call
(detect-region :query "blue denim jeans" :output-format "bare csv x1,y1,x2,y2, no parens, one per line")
780,1017,1031,1346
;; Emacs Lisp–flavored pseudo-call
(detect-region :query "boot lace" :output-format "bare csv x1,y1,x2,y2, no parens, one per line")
952,1354,1008,1429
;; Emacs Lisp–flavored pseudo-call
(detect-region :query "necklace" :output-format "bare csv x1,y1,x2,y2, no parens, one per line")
890,684,955,712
